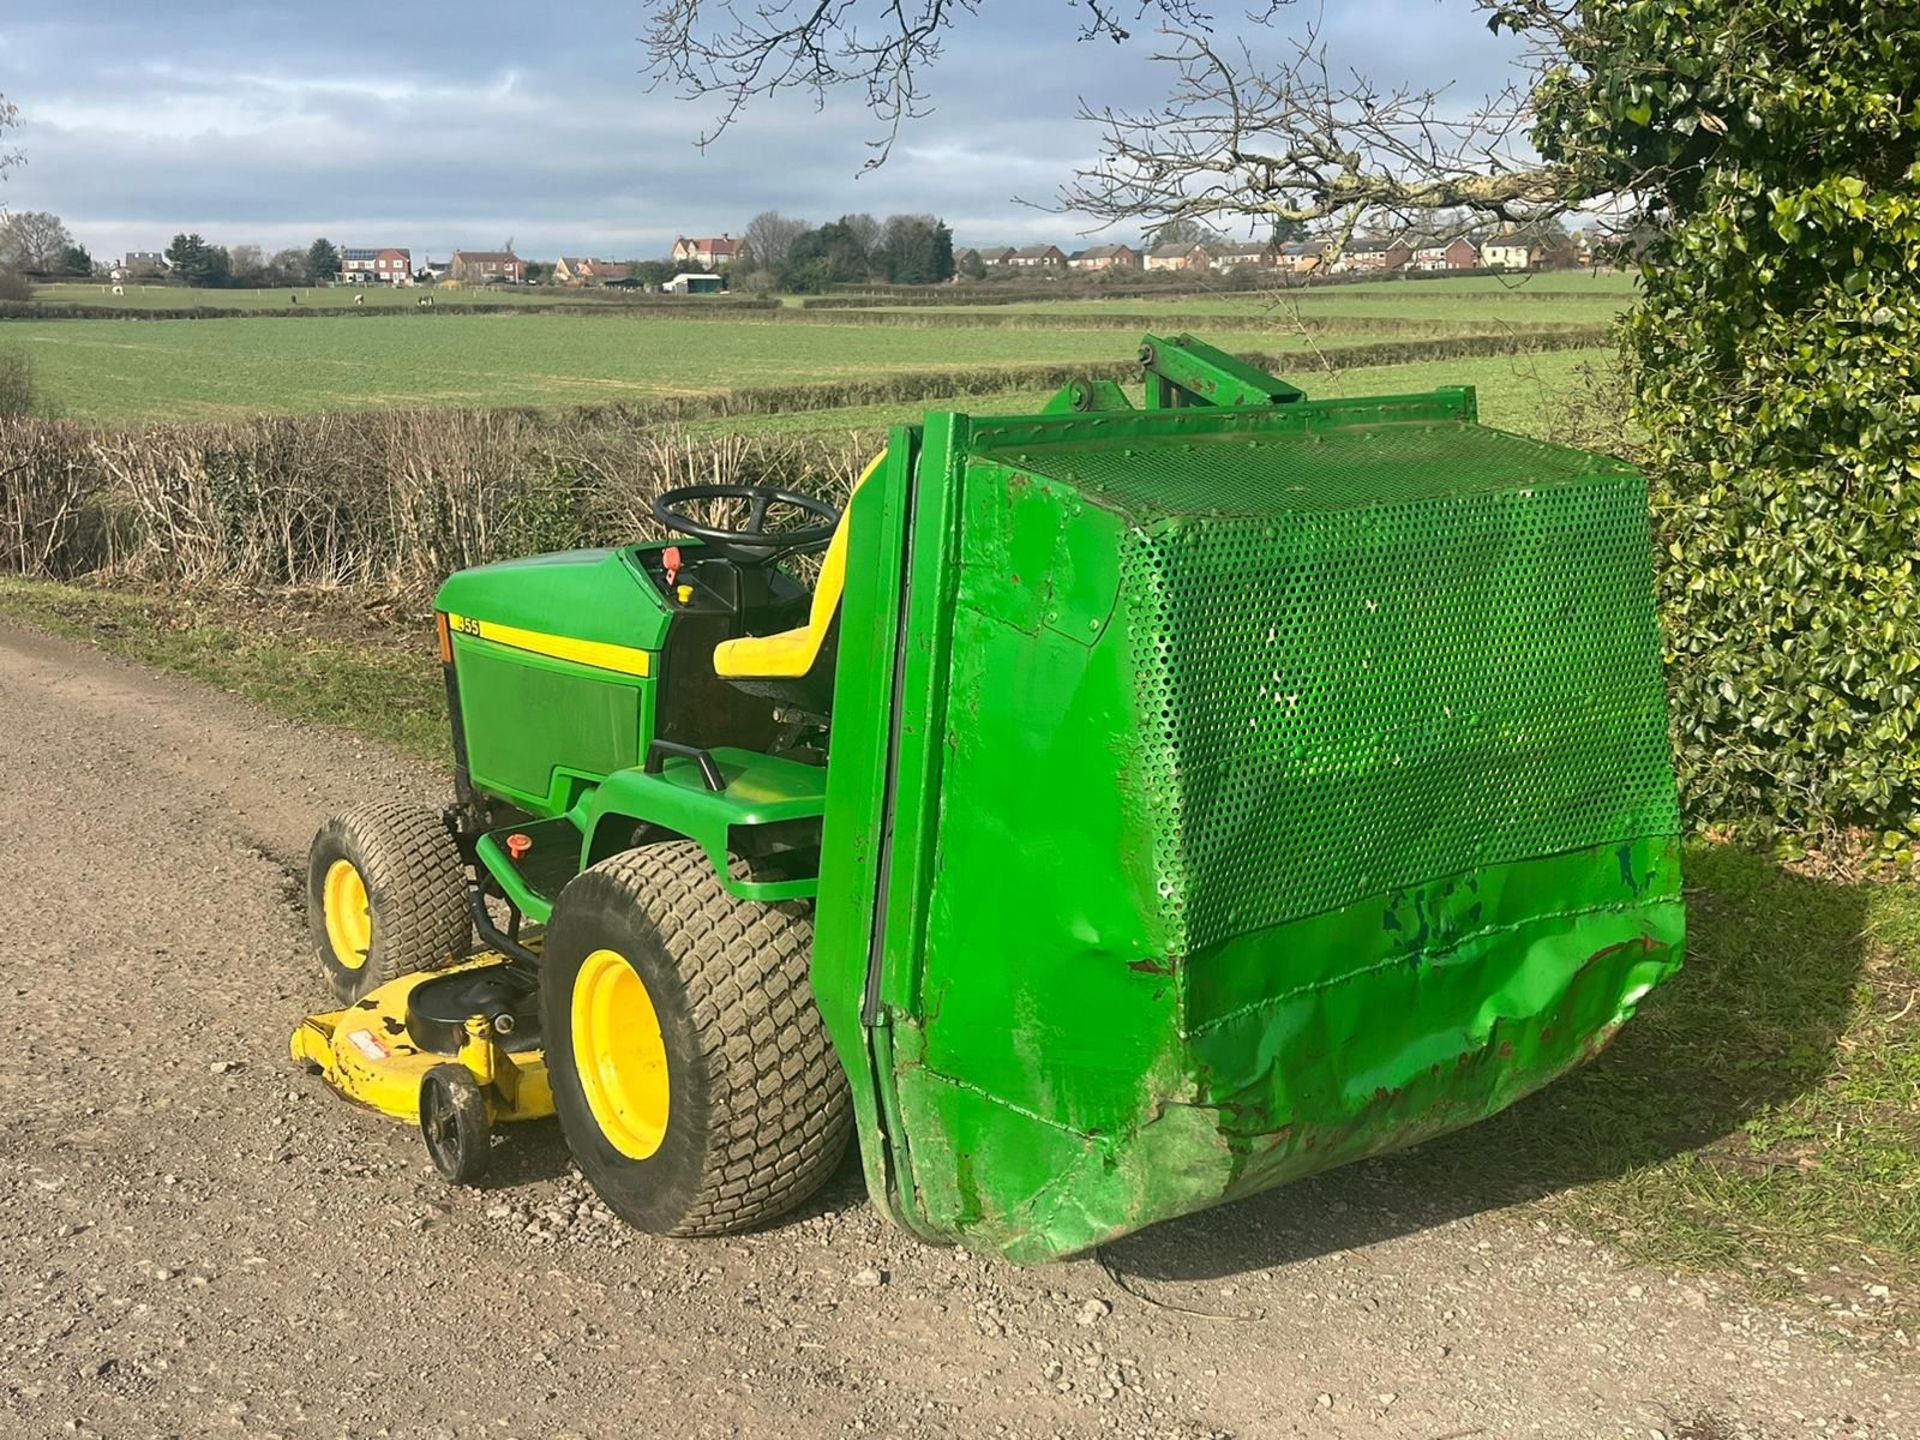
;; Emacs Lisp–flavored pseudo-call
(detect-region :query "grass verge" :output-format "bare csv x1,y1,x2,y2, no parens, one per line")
0,577,445,760
1429,841,1919,1321
0,574,1912,1318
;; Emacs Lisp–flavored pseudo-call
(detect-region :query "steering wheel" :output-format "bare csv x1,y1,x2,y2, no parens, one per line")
651,484,841,564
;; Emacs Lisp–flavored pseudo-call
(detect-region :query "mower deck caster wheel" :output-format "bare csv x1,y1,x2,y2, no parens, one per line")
419,1065,491,1185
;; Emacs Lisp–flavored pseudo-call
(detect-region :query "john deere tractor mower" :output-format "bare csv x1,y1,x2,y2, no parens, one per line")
292,335,1684,1262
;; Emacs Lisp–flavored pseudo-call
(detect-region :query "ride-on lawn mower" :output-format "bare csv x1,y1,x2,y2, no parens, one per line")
292,335,1684,1263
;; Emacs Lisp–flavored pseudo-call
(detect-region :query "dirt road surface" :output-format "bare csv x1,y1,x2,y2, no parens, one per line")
0,618,1912,1440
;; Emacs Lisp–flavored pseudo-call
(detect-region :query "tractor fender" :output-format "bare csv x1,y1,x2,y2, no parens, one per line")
576,748,827,903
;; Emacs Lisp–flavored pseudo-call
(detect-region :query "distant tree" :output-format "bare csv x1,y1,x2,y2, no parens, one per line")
959,248,987,281
0,211,76,274
875,214,954,285
843,213,881,261
267,247,308,285
1145,216,1218,250
199,244,233,288
743,210,810,273
1269,215,1311,245
631,259,675,288
306,238,341,284
228,244,268,287
524,261,551,284
57,242,92,277
165,231,212,284
779,214,875,291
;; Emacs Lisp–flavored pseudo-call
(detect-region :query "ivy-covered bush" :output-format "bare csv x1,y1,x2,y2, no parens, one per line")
1531,0,1920,840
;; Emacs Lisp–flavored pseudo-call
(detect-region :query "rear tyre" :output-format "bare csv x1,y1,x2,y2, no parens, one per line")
419,1065,491,1184
307,803,472,1004
542,843,852,1236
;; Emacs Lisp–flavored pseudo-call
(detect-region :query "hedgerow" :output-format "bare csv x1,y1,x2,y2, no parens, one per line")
1531,0,1920,841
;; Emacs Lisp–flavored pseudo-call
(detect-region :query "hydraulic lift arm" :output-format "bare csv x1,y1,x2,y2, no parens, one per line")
1140,332,1307,409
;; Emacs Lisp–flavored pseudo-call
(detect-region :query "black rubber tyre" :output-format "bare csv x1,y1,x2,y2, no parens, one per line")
419,1065,491,1184
306,802,472,1004
542,843,853,1236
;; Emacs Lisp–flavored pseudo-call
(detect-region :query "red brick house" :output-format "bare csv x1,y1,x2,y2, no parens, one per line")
341,247,413,285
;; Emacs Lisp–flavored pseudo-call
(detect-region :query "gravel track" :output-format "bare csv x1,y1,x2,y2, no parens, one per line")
0,618,1912,1440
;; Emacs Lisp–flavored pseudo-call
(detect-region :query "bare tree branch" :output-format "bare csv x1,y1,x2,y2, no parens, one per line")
639,0,1217,164
1060,20,1585,264
0,94,20,195
637,1,1647,248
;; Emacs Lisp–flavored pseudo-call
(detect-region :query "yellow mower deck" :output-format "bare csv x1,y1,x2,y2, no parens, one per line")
291,958,553,1127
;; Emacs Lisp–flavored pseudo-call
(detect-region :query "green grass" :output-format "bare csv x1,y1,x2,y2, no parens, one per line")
880,293,1629,323
688,347,1620,442
29,281,654,310
847,270,1637,318
0,562,1912,1311
1,313,1331,421
2,272,1625,424
1428,842,1920,1307
0,578,445,757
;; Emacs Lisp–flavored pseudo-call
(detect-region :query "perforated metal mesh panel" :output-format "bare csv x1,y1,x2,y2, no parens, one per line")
997,421,1678,953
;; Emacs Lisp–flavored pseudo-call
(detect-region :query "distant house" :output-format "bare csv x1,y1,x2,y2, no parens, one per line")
1209,242,1275,273
1275,241,1326,275
119,251,167,277
1330,239,1412,274
553,257,633,287
1144,243,1209,273
671,235,742,269
1479,238,1538,271
1409,237,1482,272
663,272,726,295
451,250,526,284
965,246,1018,268
1006,244,1068,270
341,247,414,286
1068,244,1140,272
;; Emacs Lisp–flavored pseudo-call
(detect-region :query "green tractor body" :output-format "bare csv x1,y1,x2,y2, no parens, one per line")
418,335,1682,1262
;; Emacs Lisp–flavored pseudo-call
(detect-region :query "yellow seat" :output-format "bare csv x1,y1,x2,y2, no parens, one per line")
713,454,882,682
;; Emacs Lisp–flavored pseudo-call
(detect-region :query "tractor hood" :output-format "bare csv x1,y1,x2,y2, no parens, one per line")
434,547,670,654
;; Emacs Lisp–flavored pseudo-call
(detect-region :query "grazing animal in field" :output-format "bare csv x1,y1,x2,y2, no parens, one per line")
112,285,125,297
354,293,364,307
290,293,300,305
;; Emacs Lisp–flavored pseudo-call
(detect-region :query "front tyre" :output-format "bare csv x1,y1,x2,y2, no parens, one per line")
419,1065,492,1185
542,843,852,1236
306,803,472,1003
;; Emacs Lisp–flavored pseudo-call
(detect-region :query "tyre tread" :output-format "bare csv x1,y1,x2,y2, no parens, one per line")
583,843,851,1236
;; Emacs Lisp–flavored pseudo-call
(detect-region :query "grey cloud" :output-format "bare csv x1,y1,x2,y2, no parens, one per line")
0,2,1527,261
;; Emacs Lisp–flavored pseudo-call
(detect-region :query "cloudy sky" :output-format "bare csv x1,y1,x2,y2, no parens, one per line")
0,2,1522,264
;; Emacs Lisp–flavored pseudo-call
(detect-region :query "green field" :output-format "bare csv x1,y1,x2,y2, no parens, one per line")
1,272,1630,424
0,312,1334,421
691,347,1620,442
29,281,655,310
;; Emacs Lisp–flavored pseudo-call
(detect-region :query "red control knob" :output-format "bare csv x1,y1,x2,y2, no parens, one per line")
506,833,533,863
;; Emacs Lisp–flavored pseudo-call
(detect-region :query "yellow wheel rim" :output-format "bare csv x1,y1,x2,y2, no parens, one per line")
572,948,670,1160
322,859,371,972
